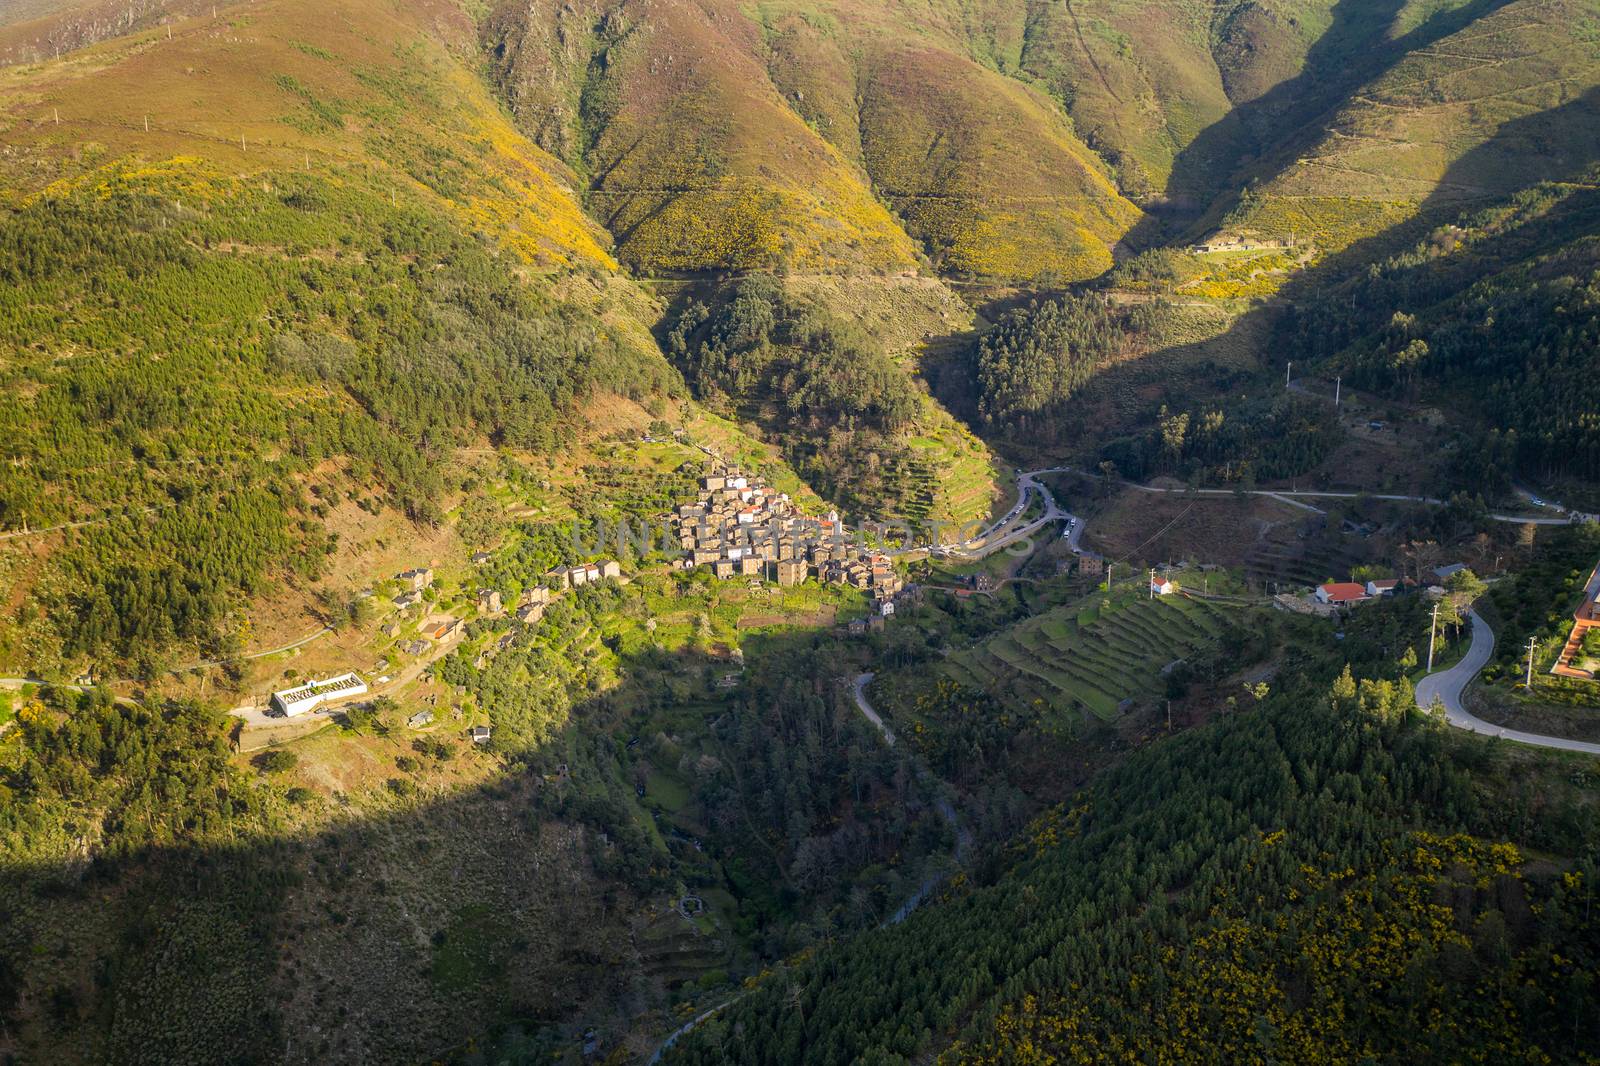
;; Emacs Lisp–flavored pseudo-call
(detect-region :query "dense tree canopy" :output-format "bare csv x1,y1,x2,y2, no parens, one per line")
667,278,930,518
0,162,680,669
971,294,1164,441
665,654,1599,1065
1287,179,1600,490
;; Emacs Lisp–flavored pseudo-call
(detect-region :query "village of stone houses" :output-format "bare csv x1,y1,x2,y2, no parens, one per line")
238,419,1600,767
245,450,913,748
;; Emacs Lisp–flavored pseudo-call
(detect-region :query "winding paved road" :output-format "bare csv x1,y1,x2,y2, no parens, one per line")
923,467,1084,562
852,671,895,746
924,463,1572,570
1414,609,1600,755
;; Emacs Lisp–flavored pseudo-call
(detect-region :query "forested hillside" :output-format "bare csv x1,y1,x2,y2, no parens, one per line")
0,163,684,674
0,0,689,675
5,0,1600,1063
665,278,990,524
971,295,1167,440
665,646,1600,1064
1285,166,1600,490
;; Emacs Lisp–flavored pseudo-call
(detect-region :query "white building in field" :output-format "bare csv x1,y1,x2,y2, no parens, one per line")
270,673,368,717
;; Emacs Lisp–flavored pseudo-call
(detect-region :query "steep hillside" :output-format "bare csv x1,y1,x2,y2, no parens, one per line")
0,0,685,675
481,0,922,275
1005,0,1490,216
481,0,1141,281
754,1,1140,279
475,0,1600,276
1222,0,1600,253
0,0,192,60
1286,163,1600,492
0,0,1024,679
1010,0,1248,204
5,2,1600,1063
0,0,617,263
663,275,1002,528
664,656,1600,1065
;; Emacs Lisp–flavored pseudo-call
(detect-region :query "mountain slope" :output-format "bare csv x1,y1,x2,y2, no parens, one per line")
754,1,1140,279
663,667,1600,1065
482,0,923,275
1222,0,1600,252
0,0,616,265
1009,0,1491,211
482,0,1142,281
0,0,685,674
1285,162,1600,491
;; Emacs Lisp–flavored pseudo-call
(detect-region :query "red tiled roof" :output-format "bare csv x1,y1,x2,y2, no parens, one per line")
1320,582,1368,602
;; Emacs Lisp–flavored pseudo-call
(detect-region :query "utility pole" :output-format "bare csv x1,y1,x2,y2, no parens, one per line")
1526,636,1538,688
1427,602,1440,671
1149,567,1156,600
1285,361,1292,389
1105,562,1113,593
1334,376,1342,408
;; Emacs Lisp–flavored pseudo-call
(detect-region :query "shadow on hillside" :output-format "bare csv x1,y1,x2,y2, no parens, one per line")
946,0,1579,471
1272,84,1600,345
973,85,1600,481
1123,0,1519,248
0,617,946,1065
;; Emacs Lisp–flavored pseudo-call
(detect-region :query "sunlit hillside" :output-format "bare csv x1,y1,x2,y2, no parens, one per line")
482,0,1142,281
0,0,616,265
3,1,1600,1064
0,0,690,680
1221,0,1600,253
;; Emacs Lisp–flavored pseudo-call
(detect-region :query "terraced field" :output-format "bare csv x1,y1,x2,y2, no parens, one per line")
944,591,1240,722
1244,531,1372,591
633,906,730,989
903,419,1005,530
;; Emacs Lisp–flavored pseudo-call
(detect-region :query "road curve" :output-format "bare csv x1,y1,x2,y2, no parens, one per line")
1414,610,1600,755
852,672,895,746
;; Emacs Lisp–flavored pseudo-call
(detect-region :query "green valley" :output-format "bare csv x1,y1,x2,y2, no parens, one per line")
1,0,1599,1062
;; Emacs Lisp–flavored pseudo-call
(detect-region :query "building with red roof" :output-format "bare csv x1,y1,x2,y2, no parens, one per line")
1316,582,1369,606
